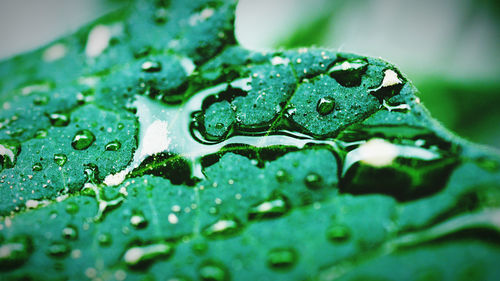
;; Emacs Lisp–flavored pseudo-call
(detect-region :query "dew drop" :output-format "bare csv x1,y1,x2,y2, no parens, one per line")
328,58,368,87
326,224,350,243
47,241,70,258
316,96,336,116
123,241,173,268
47,112,70,127
32,163,43,172
0,235,33,271
141,61,162,73
34,129,48,139
33,95,49,106
53,153,67,167
248,192,290,220
304,172,323,190
266,248,298,270
105,140,121,151
198,261,229,281
202,217,242,239
65,202,79,214
71,129,95,150
62,225,78,241
275,169,289,183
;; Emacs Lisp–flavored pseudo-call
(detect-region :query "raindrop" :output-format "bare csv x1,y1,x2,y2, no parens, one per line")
141,61,162,73
130,211,148,229
105,140,121,151
275,169,289,183
53,153,67,167
326,224,350,243
248,192,290,220
33,95,49,106
198,260,229,281
32,163,43,172
71,129,95,150
0,235,33,271
98,233,112,246
62,225,78,241
47,112,70,127
328,58,368,87
123,241,173,268
304,172,323,190
266,248,298,270
316,96,336,116
0,139,21,170
47,241,70,258
202,217,242,239
34,129,48,139
65,202,79,214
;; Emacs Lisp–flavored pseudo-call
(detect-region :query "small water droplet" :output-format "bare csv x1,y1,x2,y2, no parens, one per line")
248,192,290,220
304,172,323,190
32,163,43,172
65,202,79,214
117,123,125,130
275,169,289,183
105,140,121,151
326,224,350,243
47,241,70,258
123,241,173,268
98,233,112,246
71,129,95,150
192,241,208,254
266,248,298,270
202,217,242,239
34,129,48,139
0,235,33,271
130,211,148,229
62,225,78,241
33,95,49,106
316,96,336,116
198,261,229,281
53,153,67,167
141,61,162,73
47,112,70,127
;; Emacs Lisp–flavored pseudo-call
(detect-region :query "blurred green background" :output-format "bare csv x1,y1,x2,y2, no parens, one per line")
1,0,499,147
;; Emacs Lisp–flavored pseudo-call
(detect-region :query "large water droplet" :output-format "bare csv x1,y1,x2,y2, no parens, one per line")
328,58,367,87
62,225,78,241
123,241,173,268
0,139,21,170
202,217,242,239
105,140,121,151
47,112,70,127
316,96,336,116
54,153,67,167
198,261,229,281
71,129,95,150
0,236,33,271
266,248,298,270
248,192,291,220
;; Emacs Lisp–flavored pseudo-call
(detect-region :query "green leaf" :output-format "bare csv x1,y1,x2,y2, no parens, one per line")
1,0,500,280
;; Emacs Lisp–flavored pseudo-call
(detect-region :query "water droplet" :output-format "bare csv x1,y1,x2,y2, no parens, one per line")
248,192,290,220
123,241,173,268
141,61,162,73
328,58,367,87
105,140,121,151
98,233,112,246
65,201,79,214
202,217,242,239
266,248,298,270
71,129,95,150
32,162,43,172
117,123,125,130
130,211,148,229
198,261,229,281
316,96,336,116
33,95,49,106
34,129,48,139
0,235,33,271
62,225,78,241
47,112,70,127
47,241,70,258
304,172,323,190
0,139,21,170
275,169,289,183
326,224,350,243
53,153,67,167
192,241,208,254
